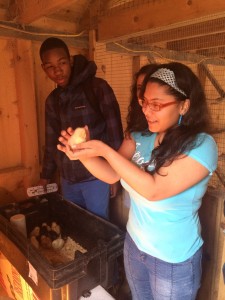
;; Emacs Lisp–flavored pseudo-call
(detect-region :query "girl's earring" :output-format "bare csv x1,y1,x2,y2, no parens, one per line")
178,115,183,126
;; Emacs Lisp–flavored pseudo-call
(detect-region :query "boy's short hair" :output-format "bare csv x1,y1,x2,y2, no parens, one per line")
39,37,70,60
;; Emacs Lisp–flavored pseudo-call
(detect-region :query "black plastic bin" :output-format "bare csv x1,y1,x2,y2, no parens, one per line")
0,193,125,300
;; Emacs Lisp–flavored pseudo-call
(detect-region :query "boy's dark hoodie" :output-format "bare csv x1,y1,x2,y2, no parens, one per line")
41,55,123,183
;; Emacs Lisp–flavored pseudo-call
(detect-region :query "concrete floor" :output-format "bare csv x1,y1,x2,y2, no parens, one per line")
0,281,131,300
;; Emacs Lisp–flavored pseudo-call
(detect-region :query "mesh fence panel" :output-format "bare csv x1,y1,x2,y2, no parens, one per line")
94,1,225,189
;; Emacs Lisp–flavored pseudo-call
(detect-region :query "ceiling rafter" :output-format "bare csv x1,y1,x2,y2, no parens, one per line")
8,0,80,24
3,0,225,60
97,0,225,42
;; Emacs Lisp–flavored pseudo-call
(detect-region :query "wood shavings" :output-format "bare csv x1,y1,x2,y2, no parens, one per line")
59,237,87,261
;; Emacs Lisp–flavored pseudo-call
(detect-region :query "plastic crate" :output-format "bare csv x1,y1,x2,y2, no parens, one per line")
0,193,125,300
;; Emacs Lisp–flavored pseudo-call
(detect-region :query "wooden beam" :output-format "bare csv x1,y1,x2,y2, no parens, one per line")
199,63,225,98
89,29,96,61
31,17,79,34
197,64,207,90
217,237,225,300
0,21,88,48
198,189,225,300
132,56,140,76
8,0,79,24
97,0,225,42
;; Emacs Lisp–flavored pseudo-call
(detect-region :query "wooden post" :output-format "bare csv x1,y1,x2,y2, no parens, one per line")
89,29,96,61
198,189,225,300
132,56,140,77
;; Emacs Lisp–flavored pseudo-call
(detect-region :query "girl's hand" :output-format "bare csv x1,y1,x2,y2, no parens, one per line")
58,139,108,161
57,126,105,161
57,126,89,152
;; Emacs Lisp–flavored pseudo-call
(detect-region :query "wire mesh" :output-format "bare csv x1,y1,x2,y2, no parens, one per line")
94,3,225,190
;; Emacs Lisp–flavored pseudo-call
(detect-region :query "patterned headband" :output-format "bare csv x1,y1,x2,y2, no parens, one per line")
150,68,187,97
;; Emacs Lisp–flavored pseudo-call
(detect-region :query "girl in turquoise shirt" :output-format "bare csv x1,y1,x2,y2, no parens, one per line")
58,62,218,300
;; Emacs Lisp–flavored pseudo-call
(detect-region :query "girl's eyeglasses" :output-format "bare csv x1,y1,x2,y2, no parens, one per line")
138,99,177,112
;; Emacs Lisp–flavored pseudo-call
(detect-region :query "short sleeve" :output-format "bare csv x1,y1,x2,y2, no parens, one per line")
187,134,218,174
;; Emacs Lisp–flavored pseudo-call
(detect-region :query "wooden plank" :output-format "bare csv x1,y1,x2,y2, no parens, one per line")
0,167,30,204
12,39,40,192
0,21,88,48
8,0,79,24
217,237,225,300
89,29,96,61
98,0,225,42
199,63,225,98
50,0,91,23
0,38,21,169
211,192,225,300
198,189,225,300
132,56,140,76
197,64,207,90
31,17,79,34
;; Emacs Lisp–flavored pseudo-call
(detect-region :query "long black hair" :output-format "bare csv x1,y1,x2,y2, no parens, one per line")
139,62,211,175
125,64,159,136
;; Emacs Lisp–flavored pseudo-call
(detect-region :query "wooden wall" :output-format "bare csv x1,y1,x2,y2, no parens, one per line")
0,38,39,203
0,38,89,202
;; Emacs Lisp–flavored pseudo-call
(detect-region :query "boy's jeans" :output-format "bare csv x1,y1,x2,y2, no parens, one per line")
61,177,110,219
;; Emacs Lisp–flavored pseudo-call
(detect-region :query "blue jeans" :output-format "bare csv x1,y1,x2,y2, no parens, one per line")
124,233,202,300
61,178,110,219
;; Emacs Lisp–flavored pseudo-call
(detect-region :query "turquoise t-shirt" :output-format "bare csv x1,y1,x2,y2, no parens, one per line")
121,132,218,263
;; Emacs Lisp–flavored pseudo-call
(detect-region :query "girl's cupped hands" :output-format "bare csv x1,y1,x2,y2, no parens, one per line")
57,126,107,161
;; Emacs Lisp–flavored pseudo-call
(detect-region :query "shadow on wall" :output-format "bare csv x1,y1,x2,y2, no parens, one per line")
110,189,130,230
0,188,17,207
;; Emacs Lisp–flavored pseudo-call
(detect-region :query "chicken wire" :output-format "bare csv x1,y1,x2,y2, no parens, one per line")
93,3,225,190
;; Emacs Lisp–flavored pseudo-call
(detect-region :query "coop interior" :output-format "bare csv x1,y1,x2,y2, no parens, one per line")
0,0,225,299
